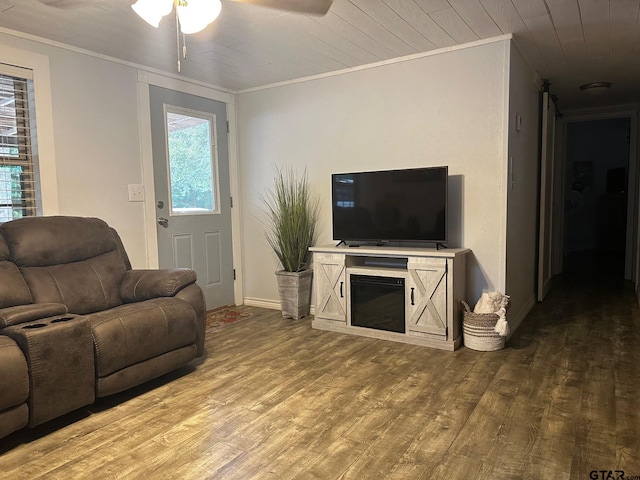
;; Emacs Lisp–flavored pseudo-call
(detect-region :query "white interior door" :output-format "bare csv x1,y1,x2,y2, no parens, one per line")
538,91,556,301
149,85,234,310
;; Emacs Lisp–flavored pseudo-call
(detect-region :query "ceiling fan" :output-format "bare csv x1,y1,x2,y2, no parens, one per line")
37,0,334,15
38,0,334,72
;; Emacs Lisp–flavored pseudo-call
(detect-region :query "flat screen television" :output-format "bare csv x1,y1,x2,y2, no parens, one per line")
332,166,448,245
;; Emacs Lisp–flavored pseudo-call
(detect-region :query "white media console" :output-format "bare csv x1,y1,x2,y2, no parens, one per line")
310,245,469,351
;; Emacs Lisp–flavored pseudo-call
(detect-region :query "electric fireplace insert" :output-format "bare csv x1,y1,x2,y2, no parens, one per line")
350,274,405,334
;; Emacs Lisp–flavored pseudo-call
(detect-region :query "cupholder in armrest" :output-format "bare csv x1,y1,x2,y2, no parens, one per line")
22,323,47,329
51,316,76,323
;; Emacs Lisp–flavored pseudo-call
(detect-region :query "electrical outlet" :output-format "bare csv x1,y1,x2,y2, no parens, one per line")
128,184,145,202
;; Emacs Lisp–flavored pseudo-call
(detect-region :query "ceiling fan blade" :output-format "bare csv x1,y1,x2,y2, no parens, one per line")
37,0,90,8
38,0,333,15
230,0,333,15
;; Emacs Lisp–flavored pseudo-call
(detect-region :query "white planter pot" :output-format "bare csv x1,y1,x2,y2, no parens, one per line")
275,269,313,319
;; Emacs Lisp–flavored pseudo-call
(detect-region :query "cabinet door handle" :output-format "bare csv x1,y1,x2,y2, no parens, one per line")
340,281,344,298
410,287,415,305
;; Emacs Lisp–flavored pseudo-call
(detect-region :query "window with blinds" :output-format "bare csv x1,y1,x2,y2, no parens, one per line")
0,65,39,222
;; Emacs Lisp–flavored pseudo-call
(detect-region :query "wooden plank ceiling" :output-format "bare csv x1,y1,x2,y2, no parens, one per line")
0,0,639,110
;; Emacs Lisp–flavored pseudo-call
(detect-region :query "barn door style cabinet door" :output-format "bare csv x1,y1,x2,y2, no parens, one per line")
314,253,347,323
310,245,468,351
406,258,448,337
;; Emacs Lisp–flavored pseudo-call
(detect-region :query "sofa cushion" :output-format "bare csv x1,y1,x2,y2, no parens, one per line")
0,216,119,267
1,216,129,314
0,261,33,309
96,346,196,398
0,335,29,411
20,250,126,314
0,234,9,261
0,334,30,438
85,297,197,378
0,234,32,308
0,404,29,440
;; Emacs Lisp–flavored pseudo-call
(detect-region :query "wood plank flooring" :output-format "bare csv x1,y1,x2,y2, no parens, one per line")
1,274,640,479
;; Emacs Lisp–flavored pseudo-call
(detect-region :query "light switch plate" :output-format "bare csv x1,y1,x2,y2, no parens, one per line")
128,184,145,202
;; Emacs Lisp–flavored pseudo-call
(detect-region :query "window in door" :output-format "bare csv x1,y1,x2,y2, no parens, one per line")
0,67,40,223
165,107,219,216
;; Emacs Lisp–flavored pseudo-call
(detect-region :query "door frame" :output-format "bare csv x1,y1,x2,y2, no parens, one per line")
538,90,556,301
559,106,639,283
136,70,244,305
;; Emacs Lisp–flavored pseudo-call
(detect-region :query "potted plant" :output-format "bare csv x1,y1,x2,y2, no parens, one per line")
262,166,319,319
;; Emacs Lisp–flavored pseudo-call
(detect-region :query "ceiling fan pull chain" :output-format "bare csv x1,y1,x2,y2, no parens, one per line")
176,10,181,72
183,33,187,59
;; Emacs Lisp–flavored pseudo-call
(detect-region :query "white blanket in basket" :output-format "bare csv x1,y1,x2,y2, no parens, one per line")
474,291,510,337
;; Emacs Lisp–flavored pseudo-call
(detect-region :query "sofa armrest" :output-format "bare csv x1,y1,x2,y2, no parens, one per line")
0,303,68,328
174,282,206,358
120,269,197,303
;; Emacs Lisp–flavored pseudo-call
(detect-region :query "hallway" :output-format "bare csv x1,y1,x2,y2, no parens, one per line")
508,273,640,477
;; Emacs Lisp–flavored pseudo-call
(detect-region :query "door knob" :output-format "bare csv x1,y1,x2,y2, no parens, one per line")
157,200,164,209
158,217,168,228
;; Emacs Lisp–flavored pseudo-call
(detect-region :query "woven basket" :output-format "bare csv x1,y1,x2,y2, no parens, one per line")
461,300,506,351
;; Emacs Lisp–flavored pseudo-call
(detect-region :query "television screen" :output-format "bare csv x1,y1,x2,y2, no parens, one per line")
332,166,448,244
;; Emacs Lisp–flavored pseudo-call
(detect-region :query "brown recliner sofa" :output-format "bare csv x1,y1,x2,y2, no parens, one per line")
0,216,205,440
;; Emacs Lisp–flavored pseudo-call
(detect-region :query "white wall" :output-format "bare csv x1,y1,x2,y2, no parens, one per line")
237,39,511,306
0,33,147,266
1,31,520,313
505,45,541,332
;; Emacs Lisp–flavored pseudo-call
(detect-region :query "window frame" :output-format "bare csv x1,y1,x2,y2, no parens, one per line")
0,46,59,216
162,103,221,217
0,65,39,222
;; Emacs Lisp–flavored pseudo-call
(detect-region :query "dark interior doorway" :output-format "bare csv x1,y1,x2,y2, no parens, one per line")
563,117,631,278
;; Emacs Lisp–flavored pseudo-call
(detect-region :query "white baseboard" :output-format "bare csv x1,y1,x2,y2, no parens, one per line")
243,297,281,310
507,294,536,340
243,297,315,315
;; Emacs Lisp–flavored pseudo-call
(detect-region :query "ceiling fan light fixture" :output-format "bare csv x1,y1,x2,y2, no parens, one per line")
177,0,222,34
131,0,174,28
